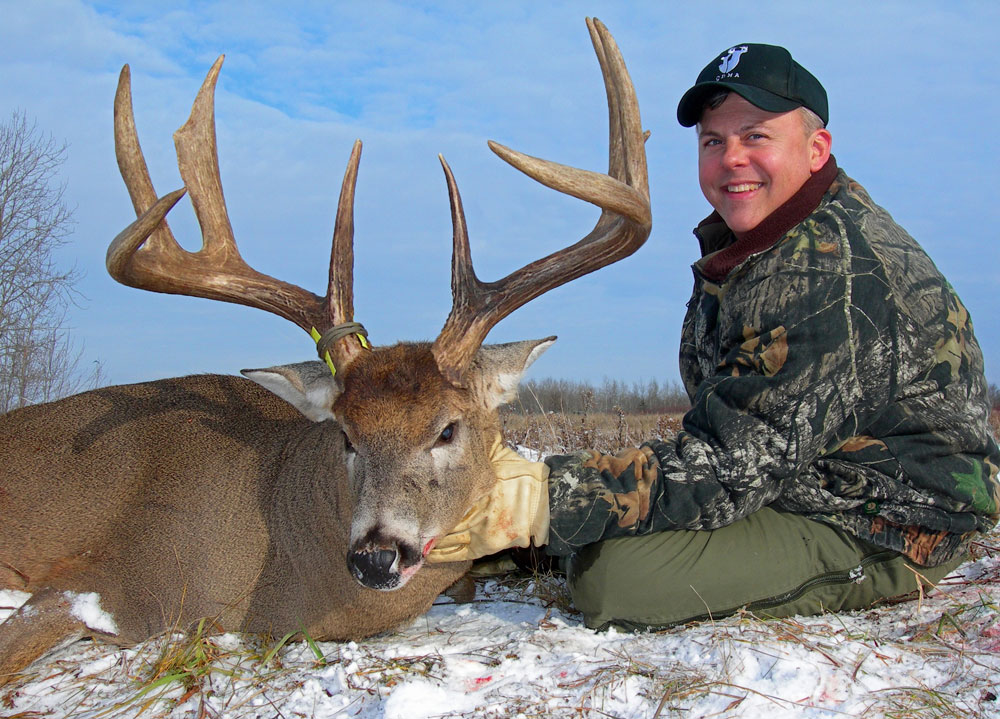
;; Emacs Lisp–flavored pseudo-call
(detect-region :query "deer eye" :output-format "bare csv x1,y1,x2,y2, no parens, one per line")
342,430,356,454
437,423,456,444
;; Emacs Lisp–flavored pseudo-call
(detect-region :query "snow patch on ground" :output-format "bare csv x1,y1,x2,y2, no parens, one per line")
65,591,119,635
0,589,30,619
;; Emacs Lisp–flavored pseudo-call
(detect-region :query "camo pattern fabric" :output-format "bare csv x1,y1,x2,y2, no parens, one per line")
544,169,1000,565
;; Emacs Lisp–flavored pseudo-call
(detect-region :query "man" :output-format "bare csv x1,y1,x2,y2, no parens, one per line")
428,44,1000,630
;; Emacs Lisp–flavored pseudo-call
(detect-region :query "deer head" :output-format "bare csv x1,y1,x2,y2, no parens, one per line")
107,17,650,591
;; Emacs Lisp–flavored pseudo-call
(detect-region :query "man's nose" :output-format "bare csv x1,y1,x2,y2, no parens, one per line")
721,139,748,169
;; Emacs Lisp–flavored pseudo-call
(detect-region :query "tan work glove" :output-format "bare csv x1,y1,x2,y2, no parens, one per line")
426,435,549,563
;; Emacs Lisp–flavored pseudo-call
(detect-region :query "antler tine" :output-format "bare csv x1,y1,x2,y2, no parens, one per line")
111,64,189,265
431,17,652,386
439,154,477,329
109,57,366,364
323,139,370,368
589,17,649,193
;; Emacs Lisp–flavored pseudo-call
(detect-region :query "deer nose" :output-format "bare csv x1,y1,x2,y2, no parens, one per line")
347,547,401,590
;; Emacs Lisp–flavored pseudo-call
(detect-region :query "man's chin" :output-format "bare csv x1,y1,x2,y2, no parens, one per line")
714,199,771,236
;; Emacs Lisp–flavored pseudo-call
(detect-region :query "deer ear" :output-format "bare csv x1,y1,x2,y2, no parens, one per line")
241,361,340,422
468,336,556,409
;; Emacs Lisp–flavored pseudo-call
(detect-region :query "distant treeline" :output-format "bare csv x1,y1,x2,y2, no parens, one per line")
511,380,1000,415
510,377,691,415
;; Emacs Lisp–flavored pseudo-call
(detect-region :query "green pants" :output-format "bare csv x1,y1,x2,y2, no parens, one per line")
566,507,965,631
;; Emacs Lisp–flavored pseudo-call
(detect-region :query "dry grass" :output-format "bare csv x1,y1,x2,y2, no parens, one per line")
501,410,683,455
504,407,1000,456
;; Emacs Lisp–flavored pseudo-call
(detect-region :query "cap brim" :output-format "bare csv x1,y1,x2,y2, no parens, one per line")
677,82,803,127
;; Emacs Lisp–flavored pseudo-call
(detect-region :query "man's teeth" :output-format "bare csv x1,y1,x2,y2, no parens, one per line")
727,183,762,193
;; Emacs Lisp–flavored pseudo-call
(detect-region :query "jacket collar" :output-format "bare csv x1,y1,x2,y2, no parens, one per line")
694,155,839,282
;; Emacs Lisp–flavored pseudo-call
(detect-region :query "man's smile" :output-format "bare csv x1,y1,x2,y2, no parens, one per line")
726,182,763,194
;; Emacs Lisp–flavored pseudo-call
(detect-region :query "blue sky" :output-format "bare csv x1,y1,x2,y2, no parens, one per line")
1,0,998,389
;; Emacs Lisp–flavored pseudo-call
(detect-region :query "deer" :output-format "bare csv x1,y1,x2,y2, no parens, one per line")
0,18,650,682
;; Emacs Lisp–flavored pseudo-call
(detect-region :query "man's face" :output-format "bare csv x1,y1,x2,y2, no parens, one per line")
697,93,831,238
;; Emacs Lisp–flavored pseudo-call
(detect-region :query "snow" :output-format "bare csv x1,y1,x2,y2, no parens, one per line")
65,591,120,635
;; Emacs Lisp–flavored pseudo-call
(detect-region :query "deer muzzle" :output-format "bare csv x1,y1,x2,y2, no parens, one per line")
347,536,424,591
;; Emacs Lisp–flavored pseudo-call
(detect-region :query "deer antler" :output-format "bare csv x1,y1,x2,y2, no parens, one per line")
431,17,652,385
109,57,369,373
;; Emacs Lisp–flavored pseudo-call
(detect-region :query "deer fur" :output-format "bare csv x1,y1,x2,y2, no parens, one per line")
0,338,551,681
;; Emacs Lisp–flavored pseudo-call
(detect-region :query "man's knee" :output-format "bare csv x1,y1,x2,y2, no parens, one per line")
566,527,728,630
564,509,966,631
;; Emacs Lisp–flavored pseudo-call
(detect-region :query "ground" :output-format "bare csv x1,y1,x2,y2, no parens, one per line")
1,438,998,718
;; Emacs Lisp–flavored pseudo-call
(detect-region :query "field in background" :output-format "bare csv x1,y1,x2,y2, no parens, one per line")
501,401,1000,455
504,377,689,453
501,410,683,454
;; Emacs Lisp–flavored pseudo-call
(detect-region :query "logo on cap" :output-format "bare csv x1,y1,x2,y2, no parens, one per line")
717,46,749,75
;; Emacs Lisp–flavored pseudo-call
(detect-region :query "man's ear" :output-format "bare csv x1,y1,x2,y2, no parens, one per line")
241,361,339,422
809,128,833,172
466,337,556,410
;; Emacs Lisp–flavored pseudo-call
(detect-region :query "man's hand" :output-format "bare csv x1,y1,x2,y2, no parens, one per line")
426,436,549,563
581,446,658,528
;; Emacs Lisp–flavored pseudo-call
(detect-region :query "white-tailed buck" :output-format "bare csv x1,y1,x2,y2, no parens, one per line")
0,18,650,681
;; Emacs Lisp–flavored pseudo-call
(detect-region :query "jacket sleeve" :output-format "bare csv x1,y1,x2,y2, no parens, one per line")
544,231,898,556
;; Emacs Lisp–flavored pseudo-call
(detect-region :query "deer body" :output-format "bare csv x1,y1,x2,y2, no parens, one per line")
0,340,552,676
0,368,473,637
0,18,651,682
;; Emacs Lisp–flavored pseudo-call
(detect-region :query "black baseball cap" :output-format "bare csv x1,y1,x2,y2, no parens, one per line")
676,43,828,127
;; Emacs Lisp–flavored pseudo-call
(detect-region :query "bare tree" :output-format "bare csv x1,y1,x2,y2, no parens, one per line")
0,110,99,411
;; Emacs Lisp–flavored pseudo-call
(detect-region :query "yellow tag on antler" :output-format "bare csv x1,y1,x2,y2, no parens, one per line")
309,327,339,377
309,326,370,377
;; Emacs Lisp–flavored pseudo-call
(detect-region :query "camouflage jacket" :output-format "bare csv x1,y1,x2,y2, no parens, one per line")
545,158,1000,566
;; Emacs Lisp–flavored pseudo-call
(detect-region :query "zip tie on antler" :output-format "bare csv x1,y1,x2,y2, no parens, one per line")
309,323,370,377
